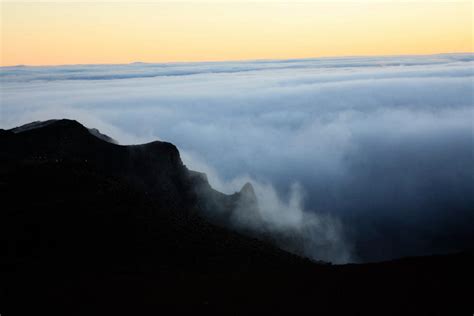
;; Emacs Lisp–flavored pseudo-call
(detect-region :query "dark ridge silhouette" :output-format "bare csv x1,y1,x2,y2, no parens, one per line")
0,119,472,315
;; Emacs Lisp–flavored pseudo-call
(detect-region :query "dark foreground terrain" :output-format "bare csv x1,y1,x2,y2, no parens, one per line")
1,120,472,315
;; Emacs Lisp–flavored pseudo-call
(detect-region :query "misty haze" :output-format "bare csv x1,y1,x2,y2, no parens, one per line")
2,54,473,263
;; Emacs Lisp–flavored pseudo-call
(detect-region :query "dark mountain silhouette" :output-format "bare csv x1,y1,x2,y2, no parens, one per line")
0,119,472,315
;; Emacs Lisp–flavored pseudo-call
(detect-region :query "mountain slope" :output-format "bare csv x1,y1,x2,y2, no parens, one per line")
0,119,472,315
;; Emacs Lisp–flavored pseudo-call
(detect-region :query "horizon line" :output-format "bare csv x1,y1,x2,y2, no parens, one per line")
2,51,472,68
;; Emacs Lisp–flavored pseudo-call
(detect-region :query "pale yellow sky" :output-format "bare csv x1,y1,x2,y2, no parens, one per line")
1,1,472,66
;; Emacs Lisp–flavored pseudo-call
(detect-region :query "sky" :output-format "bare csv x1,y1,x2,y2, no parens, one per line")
1,0,473,262
1,1,472,66
1,53,473,262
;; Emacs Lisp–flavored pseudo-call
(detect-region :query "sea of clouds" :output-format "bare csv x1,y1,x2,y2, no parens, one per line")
1,53,473,263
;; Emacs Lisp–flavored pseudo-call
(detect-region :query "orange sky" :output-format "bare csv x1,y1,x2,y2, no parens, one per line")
1,1,472,66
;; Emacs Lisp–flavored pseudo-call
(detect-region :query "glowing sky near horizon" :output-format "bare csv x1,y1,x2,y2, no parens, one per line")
1,1,472,66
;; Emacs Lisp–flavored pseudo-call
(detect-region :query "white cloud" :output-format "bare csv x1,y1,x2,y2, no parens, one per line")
1,53,473,262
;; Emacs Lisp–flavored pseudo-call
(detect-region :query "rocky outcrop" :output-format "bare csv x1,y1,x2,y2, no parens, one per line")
1,119,255,222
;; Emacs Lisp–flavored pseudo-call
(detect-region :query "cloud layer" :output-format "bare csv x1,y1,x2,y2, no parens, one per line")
1,53,473,262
